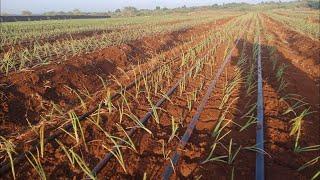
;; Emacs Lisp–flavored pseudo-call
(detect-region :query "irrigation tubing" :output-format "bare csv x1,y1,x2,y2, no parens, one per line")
255,37,264,180
162,36,242,180
91,52,207,176
0,56,180,175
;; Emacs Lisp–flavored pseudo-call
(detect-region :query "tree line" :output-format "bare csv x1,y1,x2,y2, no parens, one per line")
1,1,319,17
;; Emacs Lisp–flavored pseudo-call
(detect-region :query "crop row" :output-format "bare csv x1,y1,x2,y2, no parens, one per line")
0,14,248,179
266,12,319,39
0,14,236,75
0,11,236,45
260,15,320,179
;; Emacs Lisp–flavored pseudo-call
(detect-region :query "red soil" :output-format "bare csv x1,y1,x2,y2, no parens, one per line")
260,14,320,179
0,19,192,53
0,13,319,180
0,17,233,139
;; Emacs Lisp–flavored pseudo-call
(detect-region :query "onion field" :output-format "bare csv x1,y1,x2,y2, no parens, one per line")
0,6,319,180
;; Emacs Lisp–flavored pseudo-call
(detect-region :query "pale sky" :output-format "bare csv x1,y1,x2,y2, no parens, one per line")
1,0,294,14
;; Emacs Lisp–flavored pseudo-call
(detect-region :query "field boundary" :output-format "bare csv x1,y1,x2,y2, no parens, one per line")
0,15,110,22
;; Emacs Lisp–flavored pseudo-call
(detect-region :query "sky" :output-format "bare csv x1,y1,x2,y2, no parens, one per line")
1,0,294,14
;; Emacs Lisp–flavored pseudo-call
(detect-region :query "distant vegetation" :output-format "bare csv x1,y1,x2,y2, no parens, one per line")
307,0,320,9
1,1,319,17
21,10,33,16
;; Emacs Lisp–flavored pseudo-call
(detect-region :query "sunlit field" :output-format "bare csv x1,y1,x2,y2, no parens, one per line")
0,1,319,179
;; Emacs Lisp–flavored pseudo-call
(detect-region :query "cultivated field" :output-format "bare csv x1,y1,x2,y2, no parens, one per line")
0,7,319,180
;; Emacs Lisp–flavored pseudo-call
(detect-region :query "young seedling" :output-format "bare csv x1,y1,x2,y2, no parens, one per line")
277,78,288,93
103,88,114,113
26,149,46,180
227,139,241,165
68,149,96,179
179,78,186,97
39,123,45,158
294,144,320,153
281,95,308,116
202,130,231,164
187,95,192,111
157,90,173,105
65,86,87,111
242,144,271,158
0,136,16,179
117,101,125,123
159,140,175,173
91,119,137,152
142,73,153,100
89,103,103,125
22,118,38,141
117,67,130,80
78,86,93,101
60,111,87,150
276,64,287,82
147,97,163,124
89,118,136,174
289,108,313,152
271,56,278,71
124,112,152,135
55,140,75,168
298,156,319,173
240,115,257,132
231,166,235,180
102,144,126,173
213,98,239,138
168,116,179,142
133,69,142,98
98,75,108,91
241,103,257,119
1,51,15,75
143,172,147,180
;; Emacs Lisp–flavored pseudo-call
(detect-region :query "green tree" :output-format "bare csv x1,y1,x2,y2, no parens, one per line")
307,0,320,9
72,9,82,15
122,6,138,16
21,10,32,16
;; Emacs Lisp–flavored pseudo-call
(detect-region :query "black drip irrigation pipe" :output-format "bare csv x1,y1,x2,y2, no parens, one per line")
91,55,205,176
255,37,264,180
0,56,180,176
162,36,242,180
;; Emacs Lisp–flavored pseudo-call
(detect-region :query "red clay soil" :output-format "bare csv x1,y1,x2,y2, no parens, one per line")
262,14,320,64
1,19,193,53
274,12,320,24
260,15,320,179
188,22,259,179
0,13,319,180
91,21,264,179
179,39,249,180
157,16,320,179
0,19,230,179
1,22,234,179
0,17,234,139
1,29,114,53
261,14,320,107
90,16,320,179
96,33,233,180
